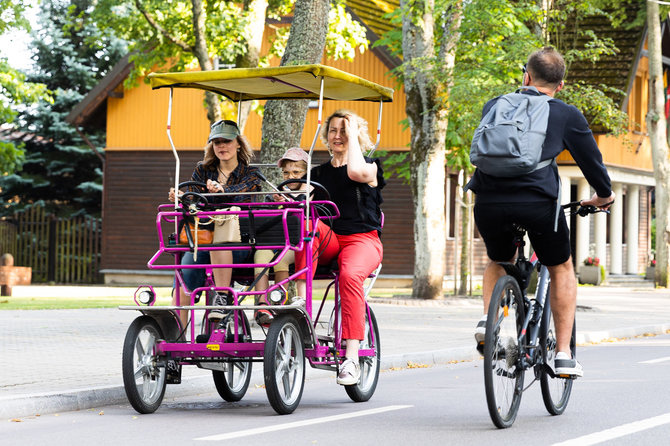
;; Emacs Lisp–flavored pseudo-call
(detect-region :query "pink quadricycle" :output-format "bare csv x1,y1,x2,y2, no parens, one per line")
119,65,393,415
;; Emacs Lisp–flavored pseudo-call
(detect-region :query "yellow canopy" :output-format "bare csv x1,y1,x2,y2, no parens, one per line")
148,64,393,102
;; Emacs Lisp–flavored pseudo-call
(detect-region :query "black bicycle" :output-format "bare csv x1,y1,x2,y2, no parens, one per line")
483,201,610,428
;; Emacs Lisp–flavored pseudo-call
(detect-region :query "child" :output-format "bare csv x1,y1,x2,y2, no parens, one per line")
254,147,309,326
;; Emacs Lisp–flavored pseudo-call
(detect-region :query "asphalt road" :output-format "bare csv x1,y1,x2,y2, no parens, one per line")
4,333,669,446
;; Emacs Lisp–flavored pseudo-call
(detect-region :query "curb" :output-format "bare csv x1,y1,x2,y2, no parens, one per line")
4,324,669,420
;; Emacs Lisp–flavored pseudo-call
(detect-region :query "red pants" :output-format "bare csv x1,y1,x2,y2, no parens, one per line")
295,221,383,340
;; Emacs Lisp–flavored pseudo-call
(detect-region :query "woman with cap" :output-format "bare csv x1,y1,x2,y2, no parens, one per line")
253,147,310,326
169,119,262,325
294,110,385,386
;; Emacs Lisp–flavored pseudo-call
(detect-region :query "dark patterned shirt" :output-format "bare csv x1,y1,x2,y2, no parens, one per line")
190,162,262,203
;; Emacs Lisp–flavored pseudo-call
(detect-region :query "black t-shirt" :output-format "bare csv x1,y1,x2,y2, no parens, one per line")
310,157,385,235
467,90,612,203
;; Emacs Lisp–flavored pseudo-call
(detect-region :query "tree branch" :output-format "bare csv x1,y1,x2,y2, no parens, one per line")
135,0,193,52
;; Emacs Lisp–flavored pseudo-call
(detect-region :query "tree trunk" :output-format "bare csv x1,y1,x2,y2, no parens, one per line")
236,0,269,131
646,0,670,287
401,0,462,299
458,190,471,295
259,0,329,183
190,0,221,123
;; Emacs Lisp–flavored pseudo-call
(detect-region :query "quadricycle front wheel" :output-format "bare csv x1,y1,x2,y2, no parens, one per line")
263,313,306,415
122,316,167,414
483,275,526,429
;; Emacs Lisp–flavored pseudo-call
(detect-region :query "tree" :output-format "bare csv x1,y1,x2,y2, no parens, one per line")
0,0,125,217
381,0,633,297
93,0,367,130
258,0,330,180
0,1,50,173
398,0,463,300
646,0,670,287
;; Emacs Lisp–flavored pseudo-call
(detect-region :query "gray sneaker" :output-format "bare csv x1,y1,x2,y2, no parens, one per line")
288,295,305,307
336,358,361,385
555,352,583,377
475,315,487,354
208,293,228,321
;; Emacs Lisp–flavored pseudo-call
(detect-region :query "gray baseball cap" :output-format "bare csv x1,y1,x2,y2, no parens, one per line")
208,120,240,142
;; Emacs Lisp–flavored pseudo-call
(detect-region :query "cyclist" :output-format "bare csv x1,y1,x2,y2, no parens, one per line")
467,47,615,377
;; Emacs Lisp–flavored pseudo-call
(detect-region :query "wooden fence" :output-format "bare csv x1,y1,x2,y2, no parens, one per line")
0,207,102,284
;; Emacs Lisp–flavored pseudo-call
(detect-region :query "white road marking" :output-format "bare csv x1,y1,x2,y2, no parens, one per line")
194,405,413,441
551,412,670,446
639,356,670,364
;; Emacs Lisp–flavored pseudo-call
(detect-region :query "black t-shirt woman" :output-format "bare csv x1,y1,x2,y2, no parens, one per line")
294,110,385,386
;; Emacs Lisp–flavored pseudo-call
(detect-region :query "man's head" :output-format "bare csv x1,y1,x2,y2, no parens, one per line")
525,47,565,92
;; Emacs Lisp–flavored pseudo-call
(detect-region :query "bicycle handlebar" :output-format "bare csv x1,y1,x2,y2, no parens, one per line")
561,200,613,216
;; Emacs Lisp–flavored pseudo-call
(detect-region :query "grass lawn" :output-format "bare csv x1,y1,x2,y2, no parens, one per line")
0,285,426,310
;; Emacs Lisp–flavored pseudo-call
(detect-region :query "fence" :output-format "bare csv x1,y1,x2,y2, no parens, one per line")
0,206,102,284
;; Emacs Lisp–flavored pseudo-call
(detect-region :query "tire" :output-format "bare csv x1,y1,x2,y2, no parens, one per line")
483,275,526,429
212,311,253,402
540,294,575,415
345,307,381,402
263,313,305,414
122,316,167,414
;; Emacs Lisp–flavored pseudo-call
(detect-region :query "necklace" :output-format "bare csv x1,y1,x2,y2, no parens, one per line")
217,167,230,183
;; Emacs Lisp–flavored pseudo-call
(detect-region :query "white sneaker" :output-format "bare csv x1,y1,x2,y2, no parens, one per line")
554,351,583,378
336,358,361,385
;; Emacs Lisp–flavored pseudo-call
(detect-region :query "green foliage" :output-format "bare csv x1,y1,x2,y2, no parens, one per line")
0,0,124,218
0,1,51,173
0,0,30,35
557,82,628,136
379,0,633,179
92,0,248,87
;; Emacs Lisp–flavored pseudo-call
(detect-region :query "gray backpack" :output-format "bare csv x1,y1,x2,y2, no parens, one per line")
470,86,552,177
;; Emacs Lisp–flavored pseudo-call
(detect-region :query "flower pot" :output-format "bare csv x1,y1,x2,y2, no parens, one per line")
579,265,602,285
646,266,655,280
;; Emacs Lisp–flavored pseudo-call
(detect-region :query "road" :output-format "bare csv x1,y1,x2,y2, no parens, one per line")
4,333,669,445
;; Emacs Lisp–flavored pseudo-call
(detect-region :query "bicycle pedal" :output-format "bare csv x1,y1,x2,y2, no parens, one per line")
476,342,484,355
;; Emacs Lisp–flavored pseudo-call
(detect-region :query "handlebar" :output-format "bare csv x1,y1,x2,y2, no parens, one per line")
561,200,613,216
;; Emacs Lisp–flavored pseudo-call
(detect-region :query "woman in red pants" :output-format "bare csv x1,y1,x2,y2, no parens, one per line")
295,109,385,386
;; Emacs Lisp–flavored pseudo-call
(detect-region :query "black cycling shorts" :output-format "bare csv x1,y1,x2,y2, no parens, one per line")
473,200,571,267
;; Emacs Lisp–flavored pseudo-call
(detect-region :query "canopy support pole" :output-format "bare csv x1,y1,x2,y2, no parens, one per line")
368,98,383,157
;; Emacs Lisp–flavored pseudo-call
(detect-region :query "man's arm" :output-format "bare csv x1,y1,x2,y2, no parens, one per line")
563,105,614,209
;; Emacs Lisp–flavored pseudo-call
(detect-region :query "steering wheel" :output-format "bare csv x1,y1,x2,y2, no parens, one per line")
176,181,209,208
277,179,330,201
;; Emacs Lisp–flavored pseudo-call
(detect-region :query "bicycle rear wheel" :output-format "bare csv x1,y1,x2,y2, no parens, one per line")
483,275,525,429
539,294,575,415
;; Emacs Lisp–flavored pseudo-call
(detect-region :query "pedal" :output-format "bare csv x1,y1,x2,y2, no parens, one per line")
476,342,484,355
166,359,182,384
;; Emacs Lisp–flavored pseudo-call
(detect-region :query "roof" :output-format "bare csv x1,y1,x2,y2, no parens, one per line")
563,3,645,109
148,64,393,102
65,53,133,127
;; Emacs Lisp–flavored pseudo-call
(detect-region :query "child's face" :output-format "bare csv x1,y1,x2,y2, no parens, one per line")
281,161,306,190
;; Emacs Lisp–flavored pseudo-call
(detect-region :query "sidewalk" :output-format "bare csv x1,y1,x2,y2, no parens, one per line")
1,285,668,419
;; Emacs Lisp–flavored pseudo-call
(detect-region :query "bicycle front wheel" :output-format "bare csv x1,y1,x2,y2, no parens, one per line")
539,294,575,415
484,275,525,429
